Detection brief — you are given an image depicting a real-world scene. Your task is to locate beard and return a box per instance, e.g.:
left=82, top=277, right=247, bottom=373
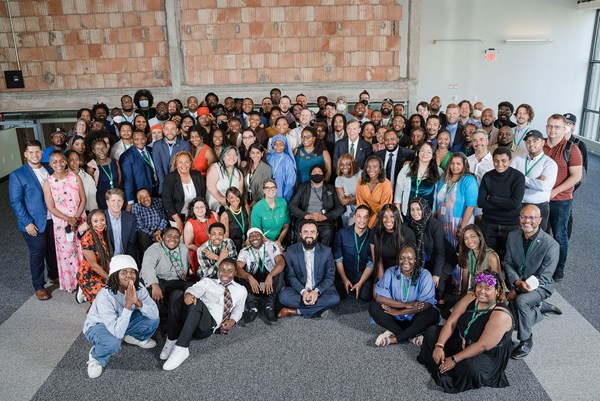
left=301, top=237, right=317, bottom=250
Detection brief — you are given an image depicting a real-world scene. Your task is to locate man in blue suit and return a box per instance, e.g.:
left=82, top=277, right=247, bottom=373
left=152, top=120, right=191, bottom=194
left=9, top=140, right=58, bottom=300
left=278, top=221, right=340, bottom=318
left=332, top=119, right=373, bottom=171
left=121, top=130, right=157, bottom=211
left=104, top=188, right=138, bottom=263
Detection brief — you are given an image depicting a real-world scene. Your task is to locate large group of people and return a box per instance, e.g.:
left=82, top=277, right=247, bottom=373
left=9, top=89, right=586, bottom=392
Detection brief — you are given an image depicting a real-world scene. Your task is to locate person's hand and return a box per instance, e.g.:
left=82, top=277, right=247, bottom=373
left=274, top=240, right=283, bottom=251
left=537, top=175, right=546, bottom=181
left=515, top=279, right=533, bottom=293
left=78, top=221, right=89, bottom=234
left=432, top=346, right=445, bottom=365
left=220, top=318, right=235, bottom=334
left=439, top=355, right=457, bottom=373
left=219, top=197, right=227, bottom=207
left=432, top=275, right=440, bottom=288
left=247, top=276, right=260, bottom=294
left=507, top=289, right=517, bottom=302
left=350, top=281, right=363, bottom=299
left=151, top=283, right=164, bottom=303
left=184, top=293, right=197, bottom=305
left=382, top=304, right=403, bottom=316
left=313, top=214, right=327, bottom=222
left=125, top=204, right=132, bottom=212
left=152, top=230, right=162, bottom=242
left=408, top=301, right=426, bottom=309
left=125, top=281, right=138, bottom=310
left=343, top=278, right=353, bottom=294
left=177, top=221, right=184, bottom=233
left=302, top=290, right=318, bottom=305
left=550, top=188, right=559, bottom=200
left=67, top=216, right=78, bottom=226
left=25, top=223, right=38, bottom=237
left=264, top=275, right=274, bottom=295
left=203, top=249, right=219, bottom=260
left=222, top=244, right=229, bottom=256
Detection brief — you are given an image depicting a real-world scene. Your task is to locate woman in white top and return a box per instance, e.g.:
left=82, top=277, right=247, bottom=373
left=205, top=146, right=244, bottom=213
left=334, top=153, right=361, bottom=227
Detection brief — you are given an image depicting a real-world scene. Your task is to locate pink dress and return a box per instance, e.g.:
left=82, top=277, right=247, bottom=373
left=49, top=171, right=85, bottom=291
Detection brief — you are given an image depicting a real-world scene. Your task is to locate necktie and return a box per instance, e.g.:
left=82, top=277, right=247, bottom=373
left=305, top=250, right=313, bottom=290
left=350, top=142, right=355, bottom=158
left=386, top=152, right=394, bottom=180
left=221, top=283, right=233, bottom=325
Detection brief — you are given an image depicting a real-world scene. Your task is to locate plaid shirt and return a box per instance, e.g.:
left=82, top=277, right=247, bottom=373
left=197, top=238, right=237, bottom=279
left=132, top=198, right=168, bottom=236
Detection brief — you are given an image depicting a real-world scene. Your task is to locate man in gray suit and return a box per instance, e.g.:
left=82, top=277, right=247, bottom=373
left=505, top=204, right=560, bottom=359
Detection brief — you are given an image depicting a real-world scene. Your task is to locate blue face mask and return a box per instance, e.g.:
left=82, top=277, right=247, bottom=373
left=139, top=100, right=149, bottom=108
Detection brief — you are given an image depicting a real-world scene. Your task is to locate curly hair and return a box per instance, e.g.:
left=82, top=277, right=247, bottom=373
left=86, top=209, right=113, bottom=275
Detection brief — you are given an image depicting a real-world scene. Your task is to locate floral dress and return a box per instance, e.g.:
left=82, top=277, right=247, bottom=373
left=49, top=171, right=85, bottom=291
left=76, top=230, right=110, bottom=303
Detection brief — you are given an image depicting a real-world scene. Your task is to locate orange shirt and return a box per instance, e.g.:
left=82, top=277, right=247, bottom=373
left=355, top=178, right=393, bottom=228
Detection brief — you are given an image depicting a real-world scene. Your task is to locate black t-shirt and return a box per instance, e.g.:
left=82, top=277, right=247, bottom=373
left=370, top=224, right=416, bottom=269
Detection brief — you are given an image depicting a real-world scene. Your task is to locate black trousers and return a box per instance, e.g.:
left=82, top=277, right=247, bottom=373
left=368, top=302, right=440, bottom=342
left=481, top=220, right=520, bottom=261
left=334, top=274, right=373, bottom=302
left=137, top=231, right=155, bottom=257
left=148, top=279, right=193, bottom=319
left=239, top=272, right=284, bottom=309
left=167, top=294, right=216, bottom=347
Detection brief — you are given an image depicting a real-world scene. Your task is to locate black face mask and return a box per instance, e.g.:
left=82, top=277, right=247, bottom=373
left=311, top=174, right=324, bottom=183
left=361, top=99, right=369, bottom=106
left=218, top=121, right=229, bottom=131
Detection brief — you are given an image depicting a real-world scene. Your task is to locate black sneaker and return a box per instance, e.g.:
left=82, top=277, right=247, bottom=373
left=243, top=308, right=259, bottom=323
left=264, top=306, right=277, bottom=322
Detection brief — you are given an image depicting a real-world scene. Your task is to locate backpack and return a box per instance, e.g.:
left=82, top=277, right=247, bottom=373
left=564, top=139, right=586, bottom=188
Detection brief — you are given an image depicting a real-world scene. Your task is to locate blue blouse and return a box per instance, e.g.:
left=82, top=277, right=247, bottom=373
left=375, top=268, right=436, bottom=321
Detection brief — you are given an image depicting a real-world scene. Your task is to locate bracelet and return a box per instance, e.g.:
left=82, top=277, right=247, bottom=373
left=450, top=355, right=458, bottom=365
left=435, top=343, right=445, bottom=349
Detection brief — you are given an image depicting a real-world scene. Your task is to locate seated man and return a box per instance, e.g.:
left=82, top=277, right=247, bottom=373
left=83, top=255, right=160, bottom=378
left=288, top=165, right=345, bottom=247
left=197, top=222, right=237, bottom=280
left=105, top=188, right=138, bottom=262
left=505, top=205, right=560, bottom=359
left=140, top=227, right=192, bottom=318
left=332, top=205, right=373, bottom=302
left=236, top=228, right=285, bottom=323
left=278, top=221, right=340, bottom=318
left=132, top=188, right=168, bottom=255
left=161, top=258, right=247, bottom=370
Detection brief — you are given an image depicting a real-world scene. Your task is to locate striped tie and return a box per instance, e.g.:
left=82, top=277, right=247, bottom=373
left=221, top=283, right=233, bottom=326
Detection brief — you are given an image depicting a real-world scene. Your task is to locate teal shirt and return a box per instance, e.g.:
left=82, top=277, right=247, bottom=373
left=250, top=197, right=291, bottom=242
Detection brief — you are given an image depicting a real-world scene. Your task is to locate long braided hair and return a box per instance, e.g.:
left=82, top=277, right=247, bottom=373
left=87, top=209, right=113, bottom=274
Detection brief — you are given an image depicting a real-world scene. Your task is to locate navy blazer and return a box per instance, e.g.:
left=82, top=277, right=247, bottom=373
left=332, top=136, right=373, bottom=170
left=9, top=164, right=51, bottom=232
left=105, top=210, right=138, bottom=262
left=285, top=242, right=335, bottom=294
left=120, top=146, right=155, bottom=203
left=152, top=138, right=191, bottom=194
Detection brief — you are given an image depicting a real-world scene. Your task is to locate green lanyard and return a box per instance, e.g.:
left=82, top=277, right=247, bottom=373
left=98, top=160, right=114, bottom=188
left=415, top=171, right=427, bottom=195
left=141, top=149, right=154, bottom=171
left=519, top=238, right=535, bottom=275
left=468, top=250, right=477, bottom=287
left=250, top=246, right=267, bottom=274
left=400, top=274, right=411, bottom=302
left=229, top=207, right=246, bottom=241
left=463, top=301, right=496, bottom=338
left=524, top=155, right=544, bottom=176
left=354, top=229, right=369, bottom=271
left=160, top=243, right=185, bottom=277
left=224, top=167, right=235, bottom=188
left=442, top=180, right=457, bottom=205
left=514, top=127, right=529, bottom=147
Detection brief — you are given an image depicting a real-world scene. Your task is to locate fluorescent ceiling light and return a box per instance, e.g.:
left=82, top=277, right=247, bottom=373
left=433, top=39, right=483, bottom=45
left=504, top=39, right=552, bottom=43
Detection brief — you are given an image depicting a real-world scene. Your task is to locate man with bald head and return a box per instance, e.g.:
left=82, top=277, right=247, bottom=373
left=504, top=204, right=560, bottom=360
left=489, top=125, right=527, bottom=159
left=480, top=108, right=499, bottom=146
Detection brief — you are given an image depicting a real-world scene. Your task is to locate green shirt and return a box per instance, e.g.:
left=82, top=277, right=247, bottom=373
left=250, top=197, right=290, bottom=242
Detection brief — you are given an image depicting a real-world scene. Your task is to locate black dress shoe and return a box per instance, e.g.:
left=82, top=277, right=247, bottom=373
left=264, top=307, right=278, bottom=322
left=540, top=301, right=562, bottom=315
left=243, top=309, right=258, bottom=323
left=553, top=271, right=564, bottom=283
left=512, top=336, right=533, bottom=359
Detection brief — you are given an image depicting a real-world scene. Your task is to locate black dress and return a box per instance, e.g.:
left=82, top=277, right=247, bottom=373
left=225, top=207, right=249, bottom=253
left=371, top=225, right=416, bottom=269
left=417, top=300, right=513, bottom=393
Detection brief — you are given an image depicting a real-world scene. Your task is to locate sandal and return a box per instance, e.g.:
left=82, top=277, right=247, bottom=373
left=409, top=335, right=424, bottom=347
left=375, top=330, right=395, bottom=347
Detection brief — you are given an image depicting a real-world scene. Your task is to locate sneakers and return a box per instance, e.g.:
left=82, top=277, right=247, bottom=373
left=123, top=335, right=157, bottom=349
left=264, top=306, right=277, bottom=322
left=76, top=286, right=88, bottom=304
left=160, top=339, right=177, bottom=361
left=87, top=348, right=103, bottom=378
left=163, top=345, right=190, bottom=371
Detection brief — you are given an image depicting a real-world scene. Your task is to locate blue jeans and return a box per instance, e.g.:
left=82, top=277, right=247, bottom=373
left=21, top=219, right=58, bottom=291
left=549, top=199, right=572, bottom=276
left=84, top=310, right=159, bottom=366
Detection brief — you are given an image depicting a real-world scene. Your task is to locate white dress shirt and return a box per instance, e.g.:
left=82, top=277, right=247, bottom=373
left=511, top=153, right=558, bottom=203
left=185, top=278, right=247, bottom=329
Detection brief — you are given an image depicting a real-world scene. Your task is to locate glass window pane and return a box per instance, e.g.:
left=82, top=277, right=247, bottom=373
left=594, top=13, right=600, bottom=61
left=582, top=111, right=600, bottom=142
left=586, top=63, right=600, bottom=110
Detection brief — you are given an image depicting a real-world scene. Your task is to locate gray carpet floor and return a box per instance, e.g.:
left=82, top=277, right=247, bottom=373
left=2, top=153, right=599, bottom=400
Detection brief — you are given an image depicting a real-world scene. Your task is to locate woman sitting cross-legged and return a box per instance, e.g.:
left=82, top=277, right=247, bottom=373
left=83, top=255, right=159, bottom=379
left=369, top=245, right=439, bottom=347
left=417, top=269, right=514, bottom=393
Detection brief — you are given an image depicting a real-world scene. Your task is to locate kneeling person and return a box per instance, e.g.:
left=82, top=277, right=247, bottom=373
left=162, top=258, right=247, bottom=370
left=236, top=228, right=285, bottom=323
left=83, top=255, right=160, bottom=378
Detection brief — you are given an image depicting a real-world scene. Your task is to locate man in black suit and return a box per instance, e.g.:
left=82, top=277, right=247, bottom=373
left=429, top=96, right=447, bottom=127
left=445, top=103, right=465, bottom=151
left=105, top=188, right=138, bottom=263
left=375, top=128, right=414, bottom=193
left=332, top=119, right=373, bottom=170
left=288, top=165, right=345, bottom=247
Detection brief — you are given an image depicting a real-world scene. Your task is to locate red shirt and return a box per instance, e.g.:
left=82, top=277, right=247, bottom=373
left=543, top=137, right=582, bottom=201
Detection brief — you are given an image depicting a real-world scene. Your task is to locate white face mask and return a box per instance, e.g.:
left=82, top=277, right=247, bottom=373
left=564, top=125, right=572, bottom=134
left=139, top=100, right=149, bottom=108
left=336, top=103, right=346, bottom=112
left=472, top=109, right=482, bottom=119
left=112, top=116, right=124, bottom=124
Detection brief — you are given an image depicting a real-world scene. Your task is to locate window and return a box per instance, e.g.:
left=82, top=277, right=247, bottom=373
left=581, top=10, right=600, bottom=142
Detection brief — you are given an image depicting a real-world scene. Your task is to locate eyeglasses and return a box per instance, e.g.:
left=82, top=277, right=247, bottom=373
left=546, top=125, right=564, bottom=131
left=263, top=186, right=277, bottom=191
left=520, top=215, right=540, bottom=221
left=242, top=136, right=254, bottom=140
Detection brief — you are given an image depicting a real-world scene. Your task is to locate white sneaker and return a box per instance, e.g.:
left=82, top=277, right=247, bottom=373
left=160, top=338, right=177, bottom=360
left=76, top=286, right=88, bottom=304
left=123, top=335, right=157, bottom=349
left=163, top=345, right=190, bottom=371
left=87, top=348, right=103, bottom=379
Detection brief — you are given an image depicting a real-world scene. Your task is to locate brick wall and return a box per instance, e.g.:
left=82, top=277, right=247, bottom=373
left=181, top=0, right=402, bottom=86
left=0, top=0, right=170, bottom=91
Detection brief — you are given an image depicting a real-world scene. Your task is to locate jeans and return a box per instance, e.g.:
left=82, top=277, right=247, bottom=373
left=21, top=220, right=58, bottom=291
left=85, top=310, right=160, bottom=366
left=549, top=199, right=573, bottom=276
